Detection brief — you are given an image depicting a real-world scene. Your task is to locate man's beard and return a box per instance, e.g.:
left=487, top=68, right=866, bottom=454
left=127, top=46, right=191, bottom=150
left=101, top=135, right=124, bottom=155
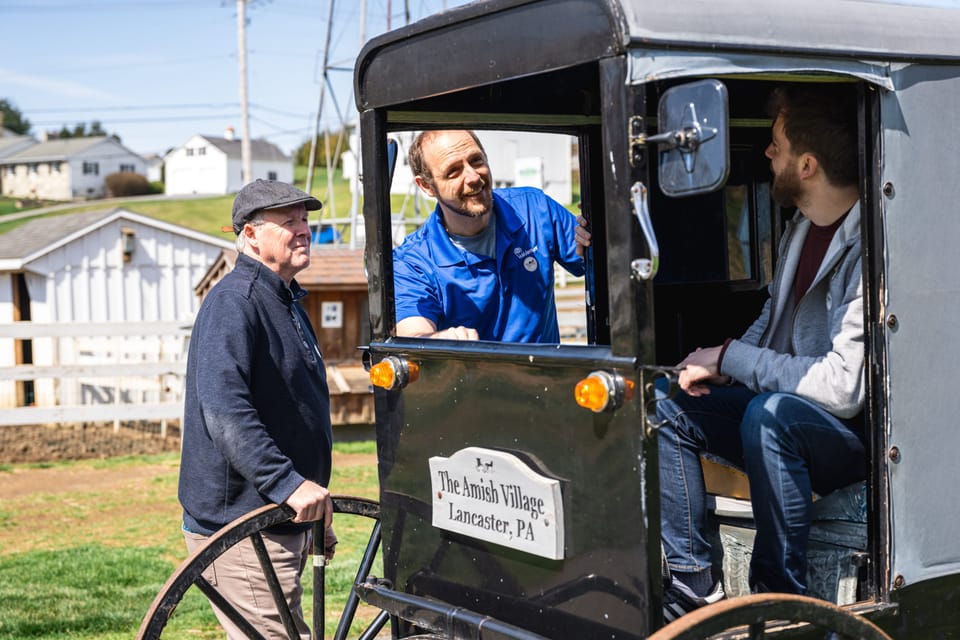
left=771, top=165, right=802, bottom=208
left=449, top=185, right=493, bottom=218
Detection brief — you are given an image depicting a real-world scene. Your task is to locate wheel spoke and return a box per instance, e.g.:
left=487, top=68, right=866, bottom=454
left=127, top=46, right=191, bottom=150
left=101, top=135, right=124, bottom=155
left=194, top=576, right=269, bottom=640
left=249, top=531, right=301, bottom=639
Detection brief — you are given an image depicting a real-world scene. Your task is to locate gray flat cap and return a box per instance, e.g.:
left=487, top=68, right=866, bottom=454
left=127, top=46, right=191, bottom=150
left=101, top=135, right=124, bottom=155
left=232, top=179, right=322, bottom=233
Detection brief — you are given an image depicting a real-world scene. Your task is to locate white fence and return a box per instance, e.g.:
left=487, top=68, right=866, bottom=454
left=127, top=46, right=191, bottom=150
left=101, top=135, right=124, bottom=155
left=0, top=321, right=189, bottom=430
left=0, top=283, right=588, bottom=429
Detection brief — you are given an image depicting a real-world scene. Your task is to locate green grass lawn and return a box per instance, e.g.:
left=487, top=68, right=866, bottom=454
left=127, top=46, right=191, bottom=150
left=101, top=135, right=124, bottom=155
left=0, top=200, right=21, bottom=216
left=0, top=443, right=380, bottom=639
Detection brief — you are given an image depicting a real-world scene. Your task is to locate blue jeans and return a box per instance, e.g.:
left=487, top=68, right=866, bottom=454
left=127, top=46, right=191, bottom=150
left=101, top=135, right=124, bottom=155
left=656, top=383, right=866, bottom=594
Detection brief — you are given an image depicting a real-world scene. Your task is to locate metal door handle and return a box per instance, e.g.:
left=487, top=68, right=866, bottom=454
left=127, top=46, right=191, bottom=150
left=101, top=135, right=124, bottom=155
left=630, top=182, right=660, bottom=280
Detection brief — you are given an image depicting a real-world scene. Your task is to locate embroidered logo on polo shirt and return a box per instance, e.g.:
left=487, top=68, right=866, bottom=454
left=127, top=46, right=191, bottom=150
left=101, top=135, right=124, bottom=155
left=514, top=245, right=540, bottom=272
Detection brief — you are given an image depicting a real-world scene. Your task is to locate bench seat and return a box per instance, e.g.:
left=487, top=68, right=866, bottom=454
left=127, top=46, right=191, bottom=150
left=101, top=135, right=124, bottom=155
left=701, top=455, right=867, bottom=604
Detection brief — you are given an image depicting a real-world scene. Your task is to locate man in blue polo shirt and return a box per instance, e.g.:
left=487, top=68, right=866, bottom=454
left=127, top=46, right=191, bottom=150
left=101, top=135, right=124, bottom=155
left=394, top=129, right=590, bottom=342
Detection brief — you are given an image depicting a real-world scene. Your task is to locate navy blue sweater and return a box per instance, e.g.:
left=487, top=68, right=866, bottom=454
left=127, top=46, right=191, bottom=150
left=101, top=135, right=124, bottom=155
left=179, top=253, right=333, bottom=535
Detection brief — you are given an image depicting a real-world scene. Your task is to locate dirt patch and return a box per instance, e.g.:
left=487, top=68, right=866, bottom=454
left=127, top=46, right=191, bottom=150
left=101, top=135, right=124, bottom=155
left=0, top=462, right=173, bottom=499
left=0, top=423, right=181, bottom=464
left=0, top=423, right=376, bottom=503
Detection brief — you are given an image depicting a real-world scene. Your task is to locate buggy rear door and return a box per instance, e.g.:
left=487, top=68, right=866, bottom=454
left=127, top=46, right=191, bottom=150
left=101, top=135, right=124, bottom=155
left=368, top=340, right=651, bottom=639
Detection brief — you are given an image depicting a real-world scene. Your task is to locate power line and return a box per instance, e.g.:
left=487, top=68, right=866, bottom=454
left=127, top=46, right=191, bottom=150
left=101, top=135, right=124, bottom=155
left=249, top=103, right=311, bottom=118
left=248, top=116, right=311, bottom=136
left=23, top=102, right=307, bottom=117
left=23, top=103, right=240, bottom=114
left=30, top=114, right=243, bottom=126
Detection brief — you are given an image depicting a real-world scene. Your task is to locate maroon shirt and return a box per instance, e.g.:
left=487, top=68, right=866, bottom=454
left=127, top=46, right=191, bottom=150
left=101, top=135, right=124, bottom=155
left=719, top=211, right=848, bottom=376
left=794, top=213, right=847, bottom=304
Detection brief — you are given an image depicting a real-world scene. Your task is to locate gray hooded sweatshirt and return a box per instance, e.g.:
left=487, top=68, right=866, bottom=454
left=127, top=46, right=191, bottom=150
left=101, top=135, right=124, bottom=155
left=720, top=203, right=864, bottom=419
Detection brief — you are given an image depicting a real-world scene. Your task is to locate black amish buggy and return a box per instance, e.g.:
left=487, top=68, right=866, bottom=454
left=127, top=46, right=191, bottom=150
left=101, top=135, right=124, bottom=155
left=139, top=0, right=960, bottom=638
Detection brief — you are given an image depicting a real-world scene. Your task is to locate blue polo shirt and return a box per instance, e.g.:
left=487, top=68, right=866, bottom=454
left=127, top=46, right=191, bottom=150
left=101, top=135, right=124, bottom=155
left=393, top=187, right=584, bottom=342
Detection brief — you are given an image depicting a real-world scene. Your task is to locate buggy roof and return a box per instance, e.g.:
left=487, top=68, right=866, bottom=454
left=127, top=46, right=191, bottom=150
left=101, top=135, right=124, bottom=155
left=355, top=0, right=960, bottom=110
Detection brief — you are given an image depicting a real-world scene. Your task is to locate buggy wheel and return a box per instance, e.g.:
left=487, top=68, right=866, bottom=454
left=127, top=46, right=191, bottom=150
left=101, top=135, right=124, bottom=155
left=136, top=495, right=384, bottom=640
left=649, top=593, right=892, bottom=640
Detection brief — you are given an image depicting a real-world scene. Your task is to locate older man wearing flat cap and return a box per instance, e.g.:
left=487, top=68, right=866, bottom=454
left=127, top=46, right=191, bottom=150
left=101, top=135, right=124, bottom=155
left=178, top=179, right=335, bottom=639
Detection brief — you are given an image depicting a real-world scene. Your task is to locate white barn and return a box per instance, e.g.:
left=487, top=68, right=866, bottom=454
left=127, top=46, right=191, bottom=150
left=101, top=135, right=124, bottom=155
left=164, top=129, right=293, bottom=196
left=0, top=136, right=146, bottom=201
left=0, top=209, right=233, bottom=417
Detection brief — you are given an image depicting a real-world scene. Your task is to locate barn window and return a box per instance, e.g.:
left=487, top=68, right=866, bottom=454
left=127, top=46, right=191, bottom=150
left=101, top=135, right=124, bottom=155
left=121, top=227, right=136, bottom=263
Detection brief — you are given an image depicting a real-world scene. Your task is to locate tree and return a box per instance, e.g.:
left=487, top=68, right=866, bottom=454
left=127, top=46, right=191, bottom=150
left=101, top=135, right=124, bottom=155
left=0, top=99, right=31, bottom=135
left=49, top=121, right=121, bottom=142
left=295, top=126, right=350, bottom=169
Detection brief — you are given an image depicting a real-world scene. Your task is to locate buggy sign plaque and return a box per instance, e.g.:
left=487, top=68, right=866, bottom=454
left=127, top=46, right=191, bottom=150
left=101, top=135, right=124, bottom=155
left=429, top=447, right=564, bottom=560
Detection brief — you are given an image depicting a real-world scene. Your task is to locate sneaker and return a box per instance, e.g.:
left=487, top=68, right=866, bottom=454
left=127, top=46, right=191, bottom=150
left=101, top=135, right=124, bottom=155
left=663, top=579, right=725, bottom=623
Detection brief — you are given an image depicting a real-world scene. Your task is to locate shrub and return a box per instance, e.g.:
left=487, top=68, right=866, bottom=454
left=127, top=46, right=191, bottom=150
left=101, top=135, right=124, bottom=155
left=104, top=172, right=151, bottom=198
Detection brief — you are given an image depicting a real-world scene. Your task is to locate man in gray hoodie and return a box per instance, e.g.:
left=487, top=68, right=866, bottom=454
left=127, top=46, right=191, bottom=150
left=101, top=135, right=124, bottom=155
left=659, top=85, right=865, bottom=620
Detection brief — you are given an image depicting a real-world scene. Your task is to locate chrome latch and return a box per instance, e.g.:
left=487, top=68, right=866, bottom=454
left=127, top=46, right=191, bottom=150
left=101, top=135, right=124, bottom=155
left=630, top=182, right=660, bottom=280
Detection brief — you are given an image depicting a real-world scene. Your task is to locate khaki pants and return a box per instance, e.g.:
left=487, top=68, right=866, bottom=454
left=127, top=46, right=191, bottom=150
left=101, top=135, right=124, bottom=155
left=184, top=528, right=312, bottom=640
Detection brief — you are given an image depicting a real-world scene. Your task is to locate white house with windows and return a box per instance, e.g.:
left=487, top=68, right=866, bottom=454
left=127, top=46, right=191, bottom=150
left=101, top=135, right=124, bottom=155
left=0, top=136, right=146, bottom=201
left=164, top=128, right=293, bottom=195
left=0, top=129, right=36, bottom=194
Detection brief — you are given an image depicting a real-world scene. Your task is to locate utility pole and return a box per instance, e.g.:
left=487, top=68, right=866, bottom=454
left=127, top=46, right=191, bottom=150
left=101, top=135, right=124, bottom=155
left=305, top=0, right=336, bottom=197
left=237, top=0, right=252, bottom=185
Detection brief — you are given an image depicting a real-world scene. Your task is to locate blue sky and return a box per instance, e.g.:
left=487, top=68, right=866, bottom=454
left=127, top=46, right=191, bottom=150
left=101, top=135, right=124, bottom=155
left=1, top=0, right=471, bottom=157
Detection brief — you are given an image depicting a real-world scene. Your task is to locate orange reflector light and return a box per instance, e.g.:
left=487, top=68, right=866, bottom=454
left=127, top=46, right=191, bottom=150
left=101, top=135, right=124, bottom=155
left=575, top=374, right=611, bottom=412
left=369, top=356, right=420, bottom=390
left=369, top=360, right=397, bottom=389
left=575, top=370, right=634, bottom=413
